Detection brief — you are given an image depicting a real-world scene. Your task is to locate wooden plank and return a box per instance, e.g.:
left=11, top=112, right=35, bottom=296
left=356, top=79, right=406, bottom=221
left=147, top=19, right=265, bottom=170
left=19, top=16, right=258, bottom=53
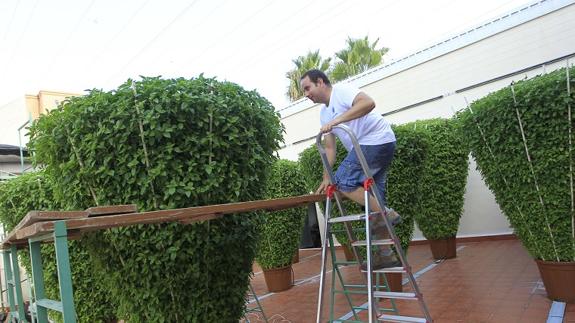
left=2, top=211, right=88, bottom=247
left=16, top=194, right=324, bottom=242
left=86, top=204, right=137, bottom=217
left=14, top=211, right=88, bottom=231
left=2, top=205, right=137, bottom=247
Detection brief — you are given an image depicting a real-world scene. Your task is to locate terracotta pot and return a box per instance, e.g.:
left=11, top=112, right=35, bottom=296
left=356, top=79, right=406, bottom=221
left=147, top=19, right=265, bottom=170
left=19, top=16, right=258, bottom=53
left=342, top=243, right=355, bottom=261
left=535, top=259, right=575, bottom=303
left=429, top=236, right=456, bottom=260
left=384, top=272, right=403, bottom=292
left=292, top=249, right=299, bottom=264
left=363, top=272, right=403, bottom=292
left=262, top=265, right=293, bottom=292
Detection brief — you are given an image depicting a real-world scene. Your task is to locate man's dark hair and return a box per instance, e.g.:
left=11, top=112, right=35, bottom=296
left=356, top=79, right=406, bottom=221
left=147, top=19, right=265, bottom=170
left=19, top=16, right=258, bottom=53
left=301, top=69, right=331, bottom=86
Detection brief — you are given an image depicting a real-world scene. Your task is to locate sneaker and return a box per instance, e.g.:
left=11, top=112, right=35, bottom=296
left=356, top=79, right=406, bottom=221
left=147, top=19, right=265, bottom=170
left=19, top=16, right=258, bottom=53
left=360, top=253, right=401, bottom=271
left=384, top=207, right=402, bottom=226
left=370, top=209, right=401, bottom=240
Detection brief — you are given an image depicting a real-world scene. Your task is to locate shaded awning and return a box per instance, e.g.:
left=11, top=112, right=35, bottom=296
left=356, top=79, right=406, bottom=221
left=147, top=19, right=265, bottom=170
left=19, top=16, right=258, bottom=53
left=0, top=144, right=29, bottom=156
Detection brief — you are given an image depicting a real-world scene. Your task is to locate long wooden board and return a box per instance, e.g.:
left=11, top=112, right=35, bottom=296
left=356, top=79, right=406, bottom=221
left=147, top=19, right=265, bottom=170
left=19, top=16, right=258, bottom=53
left=6, top=194, right=323, bottom=247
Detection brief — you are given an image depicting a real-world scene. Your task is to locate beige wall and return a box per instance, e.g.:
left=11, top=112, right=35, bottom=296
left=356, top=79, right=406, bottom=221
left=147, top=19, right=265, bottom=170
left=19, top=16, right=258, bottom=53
left=0, top=91, right=79, bottom=147
left=278, top=3, right=575, bottom=239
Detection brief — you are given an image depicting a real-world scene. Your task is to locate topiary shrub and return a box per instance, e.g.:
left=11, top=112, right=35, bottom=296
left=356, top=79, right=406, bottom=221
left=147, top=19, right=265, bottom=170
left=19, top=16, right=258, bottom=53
left=256, top=159, right=308, bottom=270
left=28, top=75, right=284, bottom=322
left=0, top=172, right=116, bottom=322
left=412, top=118, right=469, bottom=240
left=298, top=124, right=429, bottom=251
left=458, top=66, right=575, bottom=262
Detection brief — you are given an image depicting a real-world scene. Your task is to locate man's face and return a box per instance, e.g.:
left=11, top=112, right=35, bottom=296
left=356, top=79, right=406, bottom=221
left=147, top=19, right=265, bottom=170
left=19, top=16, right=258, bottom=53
left=300, top=76, right=324, bottom=104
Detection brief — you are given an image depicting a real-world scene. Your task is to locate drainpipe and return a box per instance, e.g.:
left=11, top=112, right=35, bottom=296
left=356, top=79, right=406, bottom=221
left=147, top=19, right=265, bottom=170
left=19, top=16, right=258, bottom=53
left=17, top=120, right=29, bottom=174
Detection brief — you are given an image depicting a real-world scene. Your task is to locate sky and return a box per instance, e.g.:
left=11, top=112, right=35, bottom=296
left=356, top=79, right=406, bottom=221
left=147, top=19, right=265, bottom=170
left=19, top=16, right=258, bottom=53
left=0, top=0, right=536, bottom=111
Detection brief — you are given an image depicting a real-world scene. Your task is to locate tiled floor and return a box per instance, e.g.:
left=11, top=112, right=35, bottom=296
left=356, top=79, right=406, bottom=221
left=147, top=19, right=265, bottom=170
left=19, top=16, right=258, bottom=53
left=244, top=239, right=575, bottom=322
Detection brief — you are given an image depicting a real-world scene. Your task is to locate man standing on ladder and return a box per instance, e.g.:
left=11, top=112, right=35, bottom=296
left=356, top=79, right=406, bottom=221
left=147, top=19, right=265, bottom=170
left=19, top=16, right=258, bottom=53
left=300, top=69, right=400, bottom=270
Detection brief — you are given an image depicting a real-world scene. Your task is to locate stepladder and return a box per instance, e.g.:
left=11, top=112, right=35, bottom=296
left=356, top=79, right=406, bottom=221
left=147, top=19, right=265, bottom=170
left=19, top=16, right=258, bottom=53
left=315, top=125, right=432, bottom=323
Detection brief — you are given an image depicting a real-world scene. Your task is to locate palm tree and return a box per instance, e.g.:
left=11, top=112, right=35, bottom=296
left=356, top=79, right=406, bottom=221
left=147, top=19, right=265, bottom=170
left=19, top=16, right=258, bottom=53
left=330, top=36, right=389, bottom=82
left=285, top=50, right=331, bottom=101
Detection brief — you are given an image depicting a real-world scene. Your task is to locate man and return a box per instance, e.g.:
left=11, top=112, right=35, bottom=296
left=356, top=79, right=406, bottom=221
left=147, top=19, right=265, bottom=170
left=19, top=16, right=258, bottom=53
left=300, top=69, right=400, bottom=269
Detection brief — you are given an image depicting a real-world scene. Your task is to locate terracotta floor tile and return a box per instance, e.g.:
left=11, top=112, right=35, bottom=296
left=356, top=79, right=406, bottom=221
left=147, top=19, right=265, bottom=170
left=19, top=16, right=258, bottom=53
left=244, top=240, right=563, bottom=322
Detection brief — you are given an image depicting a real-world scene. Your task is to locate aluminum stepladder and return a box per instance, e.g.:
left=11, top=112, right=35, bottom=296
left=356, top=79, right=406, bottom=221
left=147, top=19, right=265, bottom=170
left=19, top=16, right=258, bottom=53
left=243, top=283, right=268, bottom=323
left=315, top=125, right=432, bottom=323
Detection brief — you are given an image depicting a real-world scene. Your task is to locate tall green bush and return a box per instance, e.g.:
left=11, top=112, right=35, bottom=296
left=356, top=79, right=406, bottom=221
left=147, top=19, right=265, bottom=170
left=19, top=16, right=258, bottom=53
left=256, top=159, right=307, bottom=269
left=459, top=66, right=575, bottom=262
left=413, top=118, right=469, bottom=240
left=28, top=76, right=284, bottom=322
left=0, top=172, right=116, bottom=322
left=298, top=125, right=429, bottom=251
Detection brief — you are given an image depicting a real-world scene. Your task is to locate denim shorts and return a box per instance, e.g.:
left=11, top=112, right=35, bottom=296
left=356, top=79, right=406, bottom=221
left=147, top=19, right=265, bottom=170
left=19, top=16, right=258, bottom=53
left=334, top=142, right=395, bottom=205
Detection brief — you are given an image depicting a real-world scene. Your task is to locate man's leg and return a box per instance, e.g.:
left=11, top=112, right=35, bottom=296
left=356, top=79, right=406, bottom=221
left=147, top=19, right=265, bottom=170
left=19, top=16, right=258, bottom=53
left=341, top=187, right=400, bottom=270
left=339, top=187, right=382, bottom=212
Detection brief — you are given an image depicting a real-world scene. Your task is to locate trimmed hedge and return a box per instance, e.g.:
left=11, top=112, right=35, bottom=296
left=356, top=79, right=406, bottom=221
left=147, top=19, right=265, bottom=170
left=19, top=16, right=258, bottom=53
left=413, top=118, right=469, bottom=240
left=0, top=172, right=116, bottom=322
left=256, top=159, right=307, bottom=269
left=459, top=66, right=575, bottom=262
left=298, top=124, right=429, bottom=251
left=28, top=76, right=284, bottom=322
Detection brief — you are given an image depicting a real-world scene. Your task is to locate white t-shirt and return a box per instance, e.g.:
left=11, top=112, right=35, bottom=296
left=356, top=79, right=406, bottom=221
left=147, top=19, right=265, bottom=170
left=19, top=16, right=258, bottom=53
left=320, top=83, right=395, bottom=152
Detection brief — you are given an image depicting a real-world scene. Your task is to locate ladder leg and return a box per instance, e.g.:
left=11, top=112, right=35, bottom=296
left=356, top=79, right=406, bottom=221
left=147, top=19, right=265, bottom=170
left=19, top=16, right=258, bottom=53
left=316, top=197, right=332, bottom=323
left=53, top=221, right=76, bottom=323
left=363, top=188, right=375, bottom=323
left=29, top=240, right=48, bottom=323
left=247, top=283, right=268, bottom=323
left=2, top=250, right=17, bottom=322
left=328, top=234, right=360, bottom=322
left=9, top=245, right=27, bottom=322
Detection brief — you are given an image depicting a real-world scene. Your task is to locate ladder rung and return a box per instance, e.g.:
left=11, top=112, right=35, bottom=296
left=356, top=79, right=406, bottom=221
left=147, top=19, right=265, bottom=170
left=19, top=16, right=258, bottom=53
left=378, top=314, right=427, bottom=322
left=333, top=261, right=359, bottom=266
left=352, top=239, right=394, bottom=247
left=362, top=266, right=406, bottom=273
left=374, top=291, right=417, bottom=300
left=37, top=298, right=63, bottom=312
left=328, top=214, right=365, bottom=223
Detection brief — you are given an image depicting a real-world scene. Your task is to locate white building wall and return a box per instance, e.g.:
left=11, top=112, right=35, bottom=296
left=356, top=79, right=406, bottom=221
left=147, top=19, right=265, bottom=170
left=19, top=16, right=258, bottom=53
left=0, top=98, right=29, bottom=147
left=278, top=1, right=575, bottom=240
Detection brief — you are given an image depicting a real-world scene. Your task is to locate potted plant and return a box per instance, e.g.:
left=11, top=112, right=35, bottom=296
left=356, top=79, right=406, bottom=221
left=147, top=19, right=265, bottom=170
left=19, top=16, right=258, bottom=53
left=298, top=125, right=429, bottom=291
left=459, top=66, right=575, bottom=303
left=256, top=159, right=308, bottom=292
left=28, top=76, right=284, bottom=321
left=0, top=172, right=117, bottom=322
left=413, top=118, right=469, bottom=260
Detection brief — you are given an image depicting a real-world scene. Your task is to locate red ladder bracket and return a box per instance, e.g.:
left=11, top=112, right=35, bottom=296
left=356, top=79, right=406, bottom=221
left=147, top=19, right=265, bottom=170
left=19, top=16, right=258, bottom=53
left=326, top=184, right=337, bottom=198
left=363, top=178, right=374, bottom=191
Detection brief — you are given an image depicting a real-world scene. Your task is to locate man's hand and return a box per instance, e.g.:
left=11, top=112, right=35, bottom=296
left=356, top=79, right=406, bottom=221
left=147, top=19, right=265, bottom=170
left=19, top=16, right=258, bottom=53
left=320, top=119, right=339, bottom=133
left=315, top=178, right=331, bottom=194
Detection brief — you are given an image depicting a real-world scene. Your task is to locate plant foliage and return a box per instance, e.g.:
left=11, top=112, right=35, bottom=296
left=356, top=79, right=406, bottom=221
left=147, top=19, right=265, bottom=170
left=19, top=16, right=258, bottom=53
left=285, top=50, right=331, bottom=102
left=28, top=75, right=284, bottom=322
left=0, top=172, right=116, bottom=322
left=412, top=118, right=469, bottom=240
left=458, top=66, right=575, bottom=262
left=256, top=160, right=308, bottom=269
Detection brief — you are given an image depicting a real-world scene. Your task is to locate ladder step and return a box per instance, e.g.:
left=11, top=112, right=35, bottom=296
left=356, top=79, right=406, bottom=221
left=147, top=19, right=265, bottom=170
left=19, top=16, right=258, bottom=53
left=374, top=291, right=418, bottom=300
left=352, top=239, right=394, bottom=247
left=361, top=266, right=406, bottom=273
left=333, top=261, right=359, bottom=266
left=328, top=214, right=365, bottom=223
left=36, top=298, right=63, bottom=312
left=378, top=314, right=427, bottom=322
